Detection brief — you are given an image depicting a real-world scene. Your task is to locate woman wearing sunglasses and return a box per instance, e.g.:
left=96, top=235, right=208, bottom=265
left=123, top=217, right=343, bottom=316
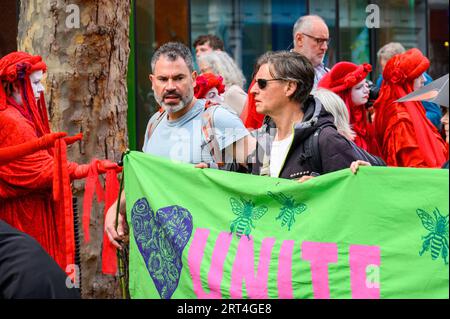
left=247, top=51, right=360, bottom=181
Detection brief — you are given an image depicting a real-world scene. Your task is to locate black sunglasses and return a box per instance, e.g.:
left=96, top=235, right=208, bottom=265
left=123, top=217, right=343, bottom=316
left=256, top=78, right=286, bottom=89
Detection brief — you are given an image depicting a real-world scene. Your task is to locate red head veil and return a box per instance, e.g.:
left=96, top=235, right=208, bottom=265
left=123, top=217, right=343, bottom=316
left=318, top=61, right=372, bottom=111
left=0, top=51, right=49, bottom=137
left=194, top=72, right=226, bottom=99
left=318, top=61, right=378, bottom=153
left=373, top=48, right=447, bottom=167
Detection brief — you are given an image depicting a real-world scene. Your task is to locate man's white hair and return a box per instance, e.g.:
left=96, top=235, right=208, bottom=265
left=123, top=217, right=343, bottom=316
left=197, top=51, right=246, bottom=89
left=292, top=15, right=327, bottom=40
left=312, top=88, right=356, bottom=141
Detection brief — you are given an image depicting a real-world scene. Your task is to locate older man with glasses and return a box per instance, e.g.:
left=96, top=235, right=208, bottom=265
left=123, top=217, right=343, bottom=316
left=241, top=15, right=331, bottom=129
left=292, top=15, right=330, bottom=87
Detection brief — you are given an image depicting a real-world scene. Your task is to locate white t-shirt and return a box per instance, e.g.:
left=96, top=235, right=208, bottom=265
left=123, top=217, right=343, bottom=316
left=269, top=135, right=292, bottom=177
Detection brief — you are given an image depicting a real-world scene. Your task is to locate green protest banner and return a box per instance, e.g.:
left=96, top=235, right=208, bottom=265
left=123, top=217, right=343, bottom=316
left=124, top=151, right=449, bottom=299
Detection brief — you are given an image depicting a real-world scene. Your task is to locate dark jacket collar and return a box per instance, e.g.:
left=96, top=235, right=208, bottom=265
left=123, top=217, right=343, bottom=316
left=253, top=96, right=336, bottom=158
left=261, top=95, right=336, bottom=139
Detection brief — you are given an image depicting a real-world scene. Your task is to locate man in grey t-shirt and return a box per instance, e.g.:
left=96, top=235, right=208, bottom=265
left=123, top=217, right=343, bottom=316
left=142, top=98, right=248, bottom=164
left=105, top=42, right=253, bottom=247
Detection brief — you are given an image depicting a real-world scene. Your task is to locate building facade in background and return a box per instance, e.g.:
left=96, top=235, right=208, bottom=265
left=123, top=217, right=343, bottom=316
left=1, top=0, right=448, bottom=150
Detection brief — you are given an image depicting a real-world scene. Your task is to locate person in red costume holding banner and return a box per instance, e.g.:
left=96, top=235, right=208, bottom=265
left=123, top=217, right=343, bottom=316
left=0, top=51, right=119, bottom=273
left=318, top=62, right=380, bottom=155
left=372, top=48, right=448, bottom=168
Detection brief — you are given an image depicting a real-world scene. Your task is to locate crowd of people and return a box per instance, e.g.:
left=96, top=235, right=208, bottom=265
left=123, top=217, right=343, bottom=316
left=0, top=14, right=448, bottom=298
left=106, top=15, right=448, bottom=252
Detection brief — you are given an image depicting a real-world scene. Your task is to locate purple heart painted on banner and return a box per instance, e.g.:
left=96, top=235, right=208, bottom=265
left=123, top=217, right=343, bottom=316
left=131, top=198, right=193, bottom=299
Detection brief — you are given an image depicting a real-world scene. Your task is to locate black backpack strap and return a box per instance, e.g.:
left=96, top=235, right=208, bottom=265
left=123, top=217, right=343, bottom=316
left=201, top=103, right=222, bottom=165
left=145, top=109, right=166, bottom=142
left=201, top=101, right=244, bottom=172
left=300, top=124, right=335, bottom=175
left=346, top=139, right=386, bottom=166
left=300, top=121, right=386, bottom=175
left=309, top=126, right=324, bottom=175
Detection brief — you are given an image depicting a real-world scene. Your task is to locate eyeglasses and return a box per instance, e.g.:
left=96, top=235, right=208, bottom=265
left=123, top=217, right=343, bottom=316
left=256, top=78, right=286, bottom=89
left=302, top=33, right=330, bottom=46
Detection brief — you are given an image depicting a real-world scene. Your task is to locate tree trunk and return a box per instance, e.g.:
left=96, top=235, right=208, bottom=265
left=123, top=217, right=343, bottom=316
left=17, top=0, right=130, bottom=299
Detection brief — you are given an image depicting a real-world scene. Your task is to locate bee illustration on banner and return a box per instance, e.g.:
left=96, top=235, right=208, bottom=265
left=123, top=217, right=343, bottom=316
left=229, top=197, right=268, bottom=239
left=268, top=191, right=307, bottom=231
left=416, top=208, right=449, bottom=265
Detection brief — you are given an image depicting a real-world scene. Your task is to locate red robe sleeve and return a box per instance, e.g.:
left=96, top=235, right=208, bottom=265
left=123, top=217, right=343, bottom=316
left=0, top=135, right=54, bottom=165
left=0, top=107, right=78, bottom=198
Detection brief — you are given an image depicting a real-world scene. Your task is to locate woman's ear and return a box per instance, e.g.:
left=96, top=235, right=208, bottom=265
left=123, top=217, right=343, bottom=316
left=284, top=81, right=297, bottom=98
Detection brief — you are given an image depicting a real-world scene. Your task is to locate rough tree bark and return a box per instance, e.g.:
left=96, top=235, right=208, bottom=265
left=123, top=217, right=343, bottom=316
left=17, top=0, right=130, bottom=298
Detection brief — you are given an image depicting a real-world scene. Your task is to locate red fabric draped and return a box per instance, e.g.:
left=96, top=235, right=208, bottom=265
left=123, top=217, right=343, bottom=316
left=101, top=170, right=120, bottom=275
left=0, top=52, right=78, bottom=273
left=373, top=48, right=447, bottom=167
left=0, top=52, right=49, bottom=137
left=82, top=160, right=105, bottom=243
left=53, top=138, right=76, bottom=271
left=81, top=162, right=121, bottom=275
left=318, top=62, right=372, bottom=93
left=79, top=158, right=121, bottom=275
left=1, top=52, right=123, bottom=276
left=318, top=62, right=380, bottom=155
left=0, top=104, right=78, bottom=271
left=0, top=132, right=66, bottom=165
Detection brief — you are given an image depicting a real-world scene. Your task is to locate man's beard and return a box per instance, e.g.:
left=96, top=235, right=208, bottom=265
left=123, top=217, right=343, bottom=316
left=155, top=89, right=194, bottom=114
